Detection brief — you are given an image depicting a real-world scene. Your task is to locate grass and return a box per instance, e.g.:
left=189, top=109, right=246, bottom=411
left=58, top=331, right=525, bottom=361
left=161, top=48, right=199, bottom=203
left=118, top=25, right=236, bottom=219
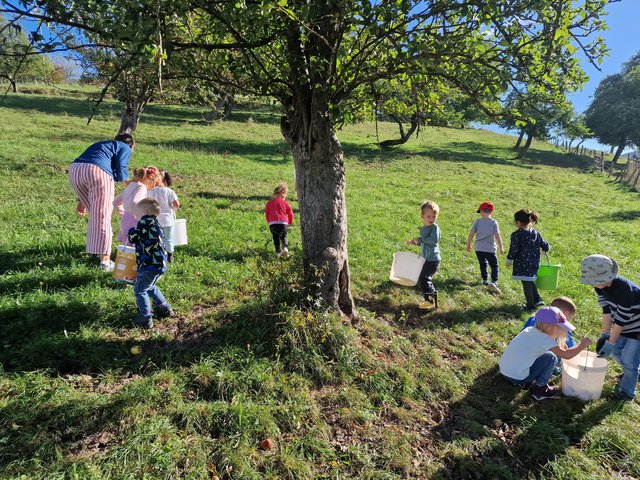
left=1, top=91, right=640, bottom=479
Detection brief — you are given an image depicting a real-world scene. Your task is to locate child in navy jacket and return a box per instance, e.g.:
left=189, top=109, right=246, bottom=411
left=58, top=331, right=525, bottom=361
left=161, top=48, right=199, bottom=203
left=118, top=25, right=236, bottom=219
left=128, top=198, right=174, bottom=329
left=506, top=209, right=550, bottom=310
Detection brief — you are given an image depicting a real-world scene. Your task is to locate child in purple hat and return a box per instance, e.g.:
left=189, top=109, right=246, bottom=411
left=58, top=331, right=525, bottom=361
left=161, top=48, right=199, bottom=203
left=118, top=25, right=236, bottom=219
left=499, top=306, right=593, bottom=400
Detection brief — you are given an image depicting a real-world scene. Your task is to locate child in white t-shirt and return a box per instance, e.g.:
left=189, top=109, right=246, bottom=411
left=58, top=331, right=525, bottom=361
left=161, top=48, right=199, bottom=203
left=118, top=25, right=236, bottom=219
left=148, top=170, right=180, bottom=262
left=499, top=306, right=592, bottom=400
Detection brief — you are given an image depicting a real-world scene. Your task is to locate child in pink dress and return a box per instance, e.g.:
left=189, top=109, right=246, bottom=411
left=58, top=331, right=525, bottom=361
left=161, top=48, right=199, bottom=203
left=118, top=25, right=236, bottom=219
left=114, top=166, right=161, bottom=245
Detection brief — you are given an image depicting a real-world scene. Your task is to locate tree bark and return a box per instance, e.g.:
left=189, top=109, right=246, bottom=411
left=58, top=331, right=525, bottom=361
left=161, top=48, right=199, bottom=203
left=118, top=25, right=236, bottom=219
left=611, top=135, right=626, bottom=163
left=0, top=74, right=16, bottom=93
left=514, top=129, right=525, bottom=149
left=118, top=99, right=145, bottom=135
left=518, top=133, right=533, bottom=157
left=281, top=112, right=356, bottom=318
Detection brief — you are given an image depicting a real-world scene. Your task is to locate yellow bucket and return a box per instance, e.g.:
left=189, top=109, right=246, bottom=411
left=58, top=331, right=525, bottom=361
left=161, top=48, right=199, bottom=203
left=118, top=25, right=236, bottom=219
left=113, top=245, right=137, bottom=284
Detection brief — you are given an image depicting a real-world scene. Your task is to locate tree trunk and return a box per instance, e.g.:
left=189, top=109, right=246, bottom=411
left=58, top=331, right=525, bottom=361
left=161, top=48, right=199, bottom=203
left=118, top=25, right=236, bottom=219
left=379, top=114, right=419, bottom=147
left=0, top=74, right=16, bottom=93
left=514, top=129, right=525, bottom=149
left=118, top=99, right=145, bottom=135
left=281, top=112, right=356, bottom=319
left=518, top=133, right=533, bottom=157
left=611, top=135, right=626, bottom=163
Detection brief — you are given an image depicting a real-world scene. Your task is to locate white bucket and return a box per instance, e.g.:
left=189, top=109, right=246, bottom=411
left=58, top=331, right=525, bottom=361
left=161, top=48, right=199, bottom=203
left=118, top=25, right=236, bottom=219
left=562, top=351, right=608, bottom=401
left=174, top=219, right=188, bottom=246
left=389, top=252, right=425, bottom=287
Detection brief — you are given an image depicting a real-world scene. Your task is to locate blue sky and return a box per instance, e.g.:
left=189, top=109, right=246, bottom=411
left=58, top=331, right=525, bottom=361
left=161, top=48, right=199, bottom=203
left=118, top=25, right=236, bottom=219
left=570, top=0, right=640, bottom=115
left=480, top=1, right=639, bottom=152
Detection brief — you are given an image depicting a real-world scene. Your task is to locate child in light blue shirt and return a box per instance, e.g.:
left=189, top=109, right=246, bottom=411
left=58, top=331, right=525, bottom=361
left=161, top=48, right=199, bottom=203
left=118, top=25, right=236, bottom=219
left=407, top=200, right=441, bottom=309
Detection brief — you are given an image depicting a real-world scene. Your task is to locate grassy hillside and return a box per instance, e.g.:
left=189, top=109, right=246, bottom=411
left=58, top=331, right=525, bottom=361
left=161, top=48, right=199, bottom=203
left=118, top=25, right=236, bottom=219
left=1, top=93, right=639, bottom=480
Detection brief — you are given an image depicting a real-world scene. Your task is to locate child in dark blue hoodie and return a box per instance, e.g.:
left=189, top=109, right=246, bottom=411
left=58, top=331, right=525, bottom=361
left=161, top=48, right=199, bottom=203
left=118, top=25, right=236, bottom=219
left=128, top=198, right=174, bottom=329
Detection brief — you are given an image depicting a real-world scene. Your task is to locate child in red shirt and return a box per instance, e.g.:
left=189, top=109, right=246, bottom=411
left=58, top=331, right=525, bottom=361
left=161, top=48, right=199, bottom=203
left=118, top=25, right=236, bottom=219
left=265, top=182, right=294, bottom=257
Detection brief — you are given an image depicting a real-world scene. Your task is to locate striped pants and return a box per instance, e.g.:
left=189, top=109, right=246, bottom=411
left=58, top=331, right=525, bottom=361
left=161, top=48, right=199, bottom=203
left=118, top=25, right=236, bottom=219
left=68, top=162, right=115, bottom=256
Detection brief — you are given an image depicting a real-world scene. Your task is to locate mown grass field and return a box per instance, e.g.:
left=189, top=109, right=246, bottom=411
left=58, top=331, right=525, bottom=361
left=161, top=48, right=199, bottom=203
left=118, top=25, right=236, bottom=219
left=1, top=91, right=639, bottom=480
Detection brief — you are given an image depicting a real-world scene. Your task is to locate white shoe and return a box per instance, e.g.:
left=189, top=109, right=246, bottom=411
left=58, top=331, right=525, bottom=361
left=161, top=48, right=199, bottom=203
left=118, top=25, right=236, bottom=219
left=281, top=248, right=289, bottom=258
left=488, top=282, right=501, bottom=294
left=99, top=260, right=115, bottom=272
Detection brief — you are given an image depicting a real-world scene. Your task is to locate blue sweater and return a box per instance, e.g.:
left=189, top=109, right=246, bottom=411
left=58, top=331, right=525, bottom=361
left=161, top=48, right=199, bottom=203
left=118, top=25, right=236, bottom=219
left=596, top=276, right=640, bottom=339
left=507, top=228, right=549, bottom=280
left=73, top=140, right=132, bottom=182
left=418, top=224, right=441, bottom=262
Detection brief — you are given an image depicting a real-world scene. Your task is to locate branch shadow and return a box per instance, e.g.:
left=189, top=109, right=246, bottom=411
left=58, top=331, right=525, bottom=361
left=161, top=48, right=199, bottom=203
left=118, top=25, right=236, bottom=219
left=431, top=366, right=623, bottom=479
left=145, top=137, right=289, bottom=164
left=598, top=210, right=640, bottom=222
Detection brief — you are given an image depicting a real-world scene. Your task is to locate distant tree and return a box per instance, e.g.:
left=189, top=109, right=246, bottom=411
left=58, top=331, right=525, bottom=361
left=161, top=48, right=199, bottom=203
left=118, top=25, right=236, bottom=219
left=0, top=15, right=56, bottom=90
left=585, top=52, right=640, bottom=163
left=375, top=78, right=496, bottom=148
left=501, top=90, right=573, bottom=157
left=1, top=1, right=611, bottom=316
left=561, top=113, right=592, bottom=152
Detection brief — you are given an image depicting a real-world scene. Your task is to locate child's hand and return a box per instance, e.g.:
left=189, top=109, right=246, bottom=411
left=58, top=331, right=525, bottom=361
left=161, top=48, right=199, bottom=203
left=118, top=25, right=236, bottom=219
left=466, top=244, right=472, bottom=253
left=580, top=337, right=593, bottom=348
left=406, top=239, right=417, bottom=246
left=76, top=201, right=86, bottom=216
left=499, top=248, right=505, bottom=255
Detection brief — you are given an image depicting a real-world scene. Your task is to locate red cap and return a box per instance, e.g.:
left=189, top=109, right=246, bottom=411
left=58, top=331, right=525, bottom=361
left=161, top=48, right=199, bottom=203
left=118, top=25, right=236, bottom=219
left=477, top=202, right=494, bottom=213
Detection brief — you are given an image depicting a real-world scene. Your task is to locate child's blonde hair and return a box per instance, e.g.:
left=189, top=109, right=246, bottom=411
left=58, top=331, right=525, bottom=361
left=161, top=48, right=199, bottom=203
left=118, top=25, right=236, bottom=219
left=273, top=182, right=288, bottom=197
left=133, top=166, right=162, bottom=184
left=137, top=198, right=161, bottom=217
left=421, top=200, right=440, bottom=215
left=550, top=296, right=577, bottom=317
left=535, top=322, right=568, bottom=348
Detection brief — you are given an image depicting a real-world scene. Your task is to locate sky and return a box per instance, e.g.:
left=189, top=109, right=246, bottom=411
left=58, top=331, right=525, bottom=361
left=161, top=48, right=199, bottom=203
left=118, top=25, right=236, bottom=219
left=482, top=0, right=640, bottom=153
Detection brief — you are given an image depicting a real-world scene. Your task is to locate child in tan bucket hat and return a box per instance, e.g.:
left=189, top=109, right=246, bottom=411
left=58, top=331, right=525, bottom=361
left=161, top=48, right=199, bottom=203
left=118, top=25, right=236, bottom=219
left=580, top=254, right=640, bottom=401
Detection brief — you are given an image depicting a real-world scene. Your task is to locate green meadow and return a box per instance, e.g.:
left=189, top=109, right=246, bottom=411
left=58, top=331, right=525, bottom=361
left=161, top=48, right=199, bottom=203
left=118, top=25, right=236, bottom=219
left=0, top=92, right=639, bottom=479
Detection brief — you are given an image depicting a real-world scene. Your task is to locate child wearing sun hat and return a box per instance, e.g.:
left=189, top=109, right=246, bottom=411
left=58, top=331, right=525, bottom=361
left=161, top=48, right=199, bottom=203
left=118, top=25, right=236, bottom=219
left=581, top=254, right=640, bottom=401
left=499, top=306, right=593, bottom=400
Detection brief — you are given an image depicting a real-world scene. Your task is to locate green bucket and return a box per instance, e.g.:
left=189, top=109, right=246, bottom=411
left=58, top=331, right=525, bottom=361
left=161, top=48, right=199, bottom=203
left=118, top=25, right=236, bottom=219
left=536, top=254, right=561, bottom=290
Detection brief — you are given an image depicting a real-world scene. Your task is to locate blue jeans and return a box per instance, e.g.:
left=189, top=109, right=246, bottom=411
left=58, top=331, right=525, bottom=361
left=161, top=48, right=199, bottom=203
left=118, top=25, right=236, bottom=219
left=162, top=226, right=175, bottom=253
left=503, top=351, right=557, bottom=386
left=134, top=270, right=167, bottom=319
left=611, top=336, right=640, bottom=398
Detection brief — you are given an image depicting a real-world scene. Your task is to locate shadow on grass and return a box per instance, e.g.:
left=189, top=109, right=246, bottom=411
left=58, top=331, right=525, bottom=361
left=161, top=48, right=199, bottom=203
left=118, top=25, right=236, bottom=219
left=346, top=138, right=592, bottom=171
left=357, top=278, right=513, bottom=324
left=194, top=191, right=270, bottom=203
left=1, top=93, right=281, bottom=128
left=146, top=137, right=289, bottom=164
left=431, top=366, right=622, bottom=479
left=0, top=245, right=89, bottom=275
left=598, top=210, right=640, bottom=222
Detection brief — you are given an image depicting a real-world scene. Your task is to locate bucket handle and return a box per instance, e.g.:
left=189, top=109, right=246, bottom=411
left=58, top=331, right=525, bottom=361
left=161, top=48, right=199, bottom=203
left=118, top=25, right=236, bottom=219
left=543, top=252, right=551, bottom=266
left=583, top=351, right=589, bottom=372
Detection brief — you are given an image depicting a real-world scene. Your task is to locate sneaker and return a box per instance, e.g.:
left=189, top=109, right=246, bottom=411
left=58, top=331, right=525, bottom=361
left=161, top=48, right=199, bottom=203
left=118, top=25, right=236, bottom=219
left=551, top=365, right=562, bottom=377
left=155, top=303, right=175, bottom=318
left=488, top=282, right=501, bottom=294
left=132, top=314, right=154, bottom=329
left=613, top=390, right=634, bottom=402
left=167, top=253, right=174, bottom=263
left=523, top=304, right=537, bottom=312
left=529, top=383, right=560, bottom=400
left=534, top=300, right=545, bottom=307
left=99, top=260, right=115, bottom=272
left=281, top=248, right=290, bottom=259
left=482, top=280, right=489, bottom=286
